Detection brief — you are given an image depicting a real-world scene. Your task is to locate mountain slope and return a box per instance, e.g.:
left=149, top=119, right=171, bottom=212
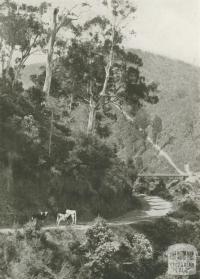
left=134, top=50, right=200, bottom=173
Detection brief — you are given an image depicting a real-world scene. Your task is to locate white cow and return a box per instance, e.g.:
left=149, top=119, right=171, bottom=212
left=56, top=209, right=77, bottom=226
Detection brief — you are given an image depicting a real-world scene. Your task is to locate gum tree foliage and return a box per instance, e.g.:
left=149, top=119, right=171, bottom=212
left=30, top=1, right=90, bottom=156
left=30, top=0, right=159, bottom=170
left=0, top=0, right=47, bottom=81
left=42, top=2, right=91, bottom=99
left=57, top=0, right=158, bottom=136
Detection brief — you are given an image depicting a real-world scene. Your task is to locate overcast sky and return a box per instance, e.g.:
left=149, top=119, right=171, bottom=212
left=133, top=0, right=199, bottom=66
left=22, top=0, right=200, bottom=66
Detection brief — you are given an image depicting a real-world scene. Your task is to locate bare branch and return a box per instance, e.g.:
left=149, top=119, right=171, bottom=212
left=112, top=102, right=135, bottom=123
left=78, top=95, right=90, bottom=104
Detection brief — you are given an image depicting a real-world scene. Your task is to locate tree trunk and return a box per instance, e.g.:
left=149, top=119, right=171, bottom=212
left=5, top=45, right=14, bottom=77
left=43, top=8, right=58, bottom=100
left=43, top=58, right=53, bottom=99
left=6, top=152, right=13, bottom=191
left=99, top=2, right=115, bottom=98
left=13, top=64, right=24, bottom=86
left=68, top=94, right=73, bottom=115
left=1, top=50, right=6, bottom=75
left=48, top=110, right=54, bottom=157
left=87, top=97, right=96, bottom=135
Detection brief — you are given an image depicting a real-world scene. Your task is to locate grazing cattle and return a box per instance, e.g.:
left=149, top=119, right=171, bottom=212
left=32, top=211, right=48, bottom=222
left=57, top=209, right=77, bottom=226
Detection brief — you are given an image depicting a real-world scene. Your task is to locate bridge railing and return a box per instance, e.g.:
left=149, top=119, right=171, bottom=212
left=137, top=174, right=189, bottom=178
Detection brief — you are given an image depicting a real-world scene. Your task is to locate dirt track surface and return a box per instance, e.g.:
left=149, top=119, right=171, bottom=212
left=0, top=196, right=173, bottom=234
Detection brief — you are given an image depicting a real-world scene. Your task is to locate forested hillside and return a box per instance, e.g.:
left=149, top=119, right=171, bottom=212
left=22, top=50, right=200, bottom=174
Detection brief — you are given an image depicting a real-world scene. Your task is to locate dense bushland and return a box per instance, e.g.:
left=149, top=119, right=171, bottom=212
left=0, top=0, right=160, bottom=225
left=0, top=71, right=138, bottom=224
left=0, top=218, right=155, bottom=279
left=2, top=216, right=200, bottom=279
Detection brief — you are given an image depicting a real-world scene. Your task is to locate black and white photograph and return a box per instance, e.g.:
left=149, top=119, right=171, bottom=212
left=0, top=0, right=199, bottom=278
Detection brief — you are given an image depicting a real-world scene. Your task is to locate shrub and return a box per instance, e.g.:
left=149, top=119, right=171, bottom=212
left=77, top=217, right=154, bottom=279
left=169, top=199, right=200, bottom=221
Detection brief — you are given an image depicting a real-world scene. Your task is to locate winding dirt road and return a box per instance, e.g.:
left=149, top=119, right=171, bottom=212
left=109, top=195, right=173, bottom=225
left=0, top=195, right=173, bottom=234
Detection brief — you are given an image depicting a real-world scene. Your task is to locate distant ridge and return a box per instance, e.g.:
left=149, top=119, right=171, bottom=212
left=132, top=49, right=200, bottom=69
